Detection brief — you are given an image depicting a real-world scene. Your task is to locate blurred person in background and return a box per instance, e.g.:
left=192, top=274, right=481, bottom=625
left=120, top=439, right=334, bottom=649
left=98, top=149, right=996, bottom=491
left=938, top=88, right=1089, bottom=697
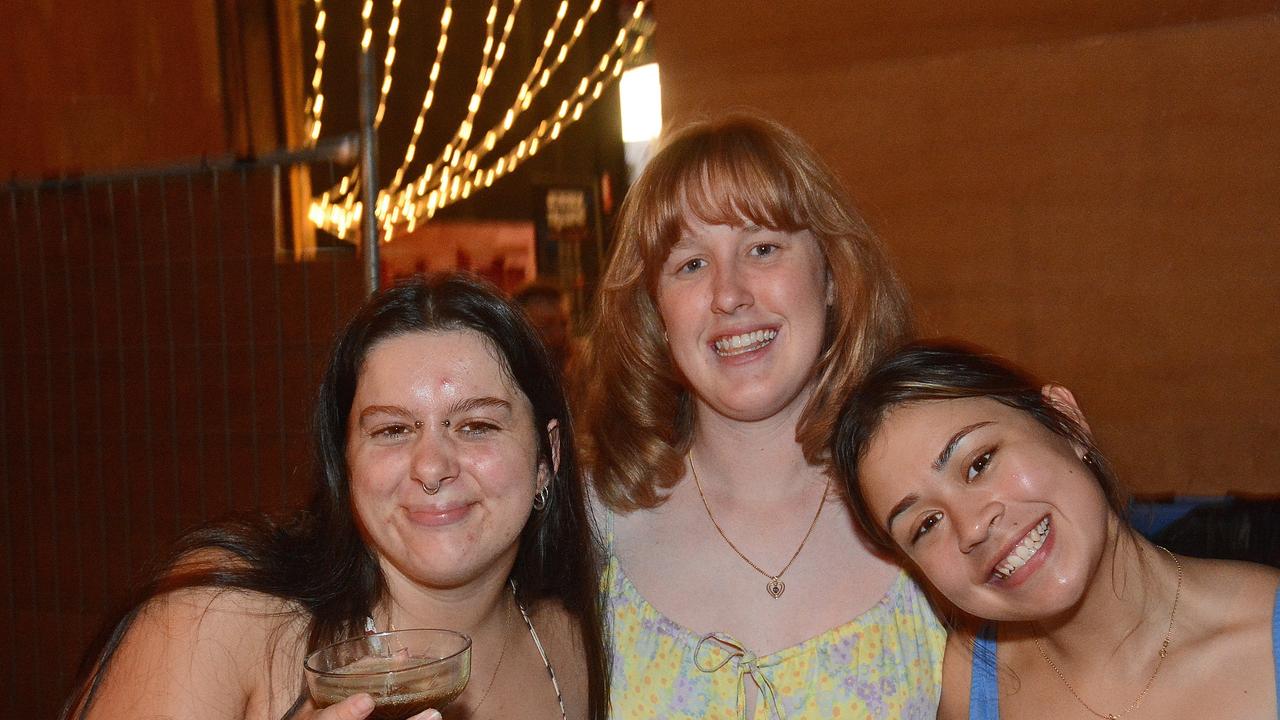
left=515, top=281, right=577, bottom=377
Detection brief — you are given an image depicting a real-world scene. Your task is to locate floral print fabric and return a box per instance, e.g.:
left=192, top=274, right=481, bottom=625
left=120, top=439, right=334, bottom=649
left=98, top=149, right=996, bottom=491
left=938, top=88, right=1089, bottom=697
left=603, top=544, right=945, bottom=719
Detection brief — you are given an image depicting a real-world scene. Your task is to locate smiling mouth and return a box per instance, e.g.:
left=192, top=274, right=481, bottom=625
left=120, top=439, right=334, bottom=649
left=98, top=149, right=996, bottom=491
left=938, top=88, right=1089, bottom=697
left=407, top=502, right=473, bottom=526
left=991, top=516, right=1050, bottom=582
left=713, top=328, right=777, bottom=356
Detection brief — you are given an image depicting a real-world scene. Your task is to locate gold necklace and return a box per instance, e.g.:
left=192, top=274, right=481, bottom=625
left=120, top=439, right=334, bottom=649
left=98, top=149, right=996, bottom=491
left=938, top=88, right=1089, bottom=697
left=470, top=584, right=514, bottom=713
left=1032, top=546, right=1182, bottom=720
left=688, top=452, right=828, bottom=599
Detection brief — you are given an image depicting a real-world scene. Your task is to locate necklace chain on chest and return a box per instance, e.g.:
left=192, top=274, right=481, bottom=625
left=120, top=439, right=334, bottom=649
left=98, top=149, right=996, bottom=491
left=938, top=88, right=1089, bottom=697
left=366, top=579, right=566, bottom=719
left=469, top=583, right=514, bottom=714
left=1031, top=546, right=1182, bottom=720
left=688, top=451, right=828, bottom=599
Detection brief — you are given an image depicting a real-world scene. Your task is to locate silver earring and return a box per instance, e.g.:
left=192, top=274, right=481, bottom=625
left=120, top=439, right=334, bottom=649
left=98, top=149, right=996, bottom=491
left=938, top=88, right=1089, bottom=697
left=532, top=485, right=550, bottom=510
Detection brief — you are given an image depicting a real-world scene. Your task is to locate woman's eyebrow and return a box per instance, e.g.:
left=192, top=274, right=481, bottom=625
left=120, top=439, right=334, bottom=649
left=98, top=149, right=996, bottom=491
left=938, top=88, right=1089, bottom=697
left=356, top=404, right=412, bottom=425
left=886, top=493, right=920, bottom=532
left=668, top=236, right=696, bottom=252
left=447, top=396, right=512, bottom=415
left=931, top=421, right=993, bottom=471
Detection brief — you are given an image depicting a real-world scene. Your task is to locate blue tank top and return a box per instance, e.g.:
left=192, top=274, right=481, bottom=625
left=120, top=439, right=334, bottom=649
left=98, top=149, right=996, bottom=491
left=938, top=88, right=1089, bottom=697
left=969, top=583, right=1280, bottom=719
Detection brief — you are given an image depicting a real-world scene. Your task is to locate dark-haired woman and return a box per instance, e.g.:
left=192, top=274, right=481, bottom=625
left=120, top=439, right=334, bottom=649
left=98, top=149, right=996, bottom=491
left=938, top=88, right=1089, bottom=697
left=63, top=273, right=607, bottom=720
left=834, top=341, right=1280, bottom=720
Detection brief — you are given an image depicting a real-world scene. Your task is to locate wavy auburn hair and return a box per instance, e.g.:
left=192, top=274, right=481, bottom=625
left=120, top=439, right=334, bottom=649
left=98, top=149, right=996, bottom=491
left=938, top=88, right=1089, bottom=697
left=577, top=112, right=912, bottom=510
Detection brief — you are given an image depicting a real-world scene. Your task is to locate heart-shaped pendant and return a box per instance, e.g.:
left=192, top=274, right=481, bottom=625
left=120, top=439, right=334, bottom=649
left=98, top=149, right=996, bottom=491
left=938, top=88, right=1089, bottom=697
left=766, top=577, right=785, bottom=598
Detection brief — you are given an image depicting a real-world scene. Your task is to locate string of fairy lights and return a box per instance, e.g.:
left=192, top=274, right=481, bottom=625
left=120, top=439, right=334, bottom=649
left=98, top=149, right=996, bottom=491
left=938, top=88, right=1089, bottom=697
left=304, top=0, right=327, bottom=143
left=303, top=0, right=650, bottom=243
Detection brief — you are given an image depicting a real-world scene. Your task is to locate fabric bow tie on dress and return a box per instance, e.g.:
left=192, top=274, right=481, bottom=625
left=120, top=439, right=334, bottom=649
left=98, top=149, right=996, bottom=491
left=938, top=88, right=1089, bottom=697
left=694, top=632, right=787, bottom=720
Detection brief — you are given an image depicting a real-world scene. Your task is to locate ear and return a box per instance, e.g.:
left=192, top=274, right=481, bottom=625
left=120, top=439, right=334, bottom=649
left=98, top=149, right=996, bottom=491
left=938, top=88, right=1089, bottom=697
left=1041, top=383, right=1092, bottom=438
left=538, top=418, right=562, bottom=492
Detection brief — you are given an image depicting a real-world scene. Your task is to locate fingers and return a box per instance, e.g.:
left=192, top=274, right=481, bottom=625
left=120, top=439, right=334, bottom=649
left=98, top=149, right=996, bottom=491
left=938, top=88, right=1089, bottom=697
left=309, top=694, right=440, bottom=720
left=316, top=693, right=375, bottom=720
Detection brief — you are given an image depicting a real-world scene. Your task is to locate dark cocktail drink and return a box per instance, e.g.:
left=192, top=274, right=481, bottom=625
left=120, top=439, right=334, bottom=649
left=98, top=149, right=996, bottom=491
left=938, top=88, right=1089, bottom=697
left=306, top=629, right=471, bottom=718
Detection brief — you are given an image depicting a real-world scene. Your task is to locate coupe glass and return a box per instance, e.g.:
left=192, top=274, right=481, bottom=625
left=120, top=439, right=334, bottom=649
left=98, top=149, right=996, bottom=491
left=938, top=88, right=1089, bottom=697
left=304, top=628, right=472, bottom=720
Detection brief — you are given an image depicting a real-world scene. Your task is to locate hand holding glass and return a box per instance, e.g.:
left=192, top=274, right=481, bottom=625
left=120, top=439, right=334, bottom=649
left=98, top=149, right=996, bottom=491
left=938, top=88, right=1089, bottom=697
left=305, top=629, right=471, bottom=720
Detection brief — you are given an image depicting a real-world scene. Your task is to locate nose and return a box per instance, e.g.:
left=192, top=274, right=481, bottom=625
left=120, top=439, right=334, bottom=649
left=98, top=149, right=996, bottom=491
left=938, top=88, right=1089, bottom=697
left=956, top=500, right=1004, bottom=554
left=710, top=261, right=752, bottom=315
left=410, top=428, right=459, bottom=495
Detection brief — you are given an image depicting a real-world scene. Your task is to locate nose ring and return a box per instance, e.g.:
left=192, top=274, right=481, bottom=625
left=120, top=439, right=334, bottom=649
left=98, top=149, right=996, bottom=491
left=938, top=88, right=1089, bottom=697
left=418, top=478, right=442, bottom=495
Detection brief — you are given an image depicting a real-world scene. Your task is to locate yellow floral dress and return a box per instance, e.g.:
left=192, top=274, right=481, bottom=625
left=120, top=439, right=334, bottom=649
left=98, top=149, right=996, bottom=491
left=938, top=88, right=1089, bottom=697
left=603, top=524, right=945, bottom=719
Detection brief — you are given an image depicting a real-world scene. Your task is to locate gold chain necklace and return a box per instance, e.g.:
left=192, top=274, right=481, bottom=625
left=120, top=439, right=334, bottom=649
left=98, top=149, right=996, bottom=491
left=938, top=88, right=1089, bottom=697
left=470, top=583, right=514, bottom=714
left=1032, top=546, right=1182, bottom=720
left=688, top=452, right=828, bottom=599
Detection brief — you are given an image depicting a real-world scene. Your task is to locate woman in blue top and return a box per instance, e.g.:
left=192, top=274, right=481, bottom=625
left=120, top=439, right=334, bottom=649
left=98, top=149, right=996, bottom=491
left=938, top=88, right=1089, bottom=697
left=834, top=341, right=1280, bottom=720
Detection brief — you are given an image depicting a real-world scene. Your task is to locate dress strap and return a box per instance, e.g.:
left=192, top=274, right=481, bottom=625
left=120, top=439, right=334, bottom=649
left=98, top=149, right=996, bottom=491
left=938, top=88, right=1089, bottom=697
left=1272, top=582, right=1280, bottom=716
left=515, top=588, right=569, bottom=720
left=969, top=624, right=1000, bottom=720
left=694, top=632, right=786, bottom=719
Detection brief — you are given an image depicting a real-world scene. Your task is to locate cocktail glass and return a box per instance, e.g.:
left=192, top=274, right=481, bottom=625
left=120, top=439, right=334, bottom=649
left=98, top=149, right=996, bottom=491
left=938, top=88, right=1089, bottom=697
left=304, top=628, right=472, bottom=720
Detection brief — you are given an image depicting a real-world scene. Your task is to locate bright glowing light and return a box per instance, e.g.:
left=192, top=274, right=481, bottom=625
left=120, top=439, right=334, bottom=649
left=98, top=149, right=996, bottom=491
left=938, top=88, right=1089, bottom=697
left=304, top=0, right=651, bottom=241
left=620, top=62, right=662, bottom=143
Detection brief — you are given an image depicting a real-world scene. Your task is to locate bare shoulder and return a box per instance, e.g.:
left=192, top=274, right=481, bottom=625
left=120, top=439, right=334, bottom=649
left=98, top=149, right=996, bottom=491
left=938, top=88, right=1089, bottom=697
left=608, top=494, right=662, bottom=540
left=528, top=599, right=591, bottom=720
left=1181, top=554, right=1280, bottom=619
left=937, top=626, right=976, bottom=720
left=1158, top=556, right=1280, bottom=717
left=1176, top=555, right=1280, bottom=664
left=83, top=586, right=308, bottom=720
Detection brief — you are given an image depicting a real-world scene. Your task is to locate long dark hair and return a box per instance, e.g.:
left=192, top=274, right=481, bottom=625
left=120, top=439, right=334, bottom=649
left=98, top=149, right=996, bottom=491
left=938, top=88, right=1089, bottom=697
left=833, top=340, right=1127, bottom=553
left=63, top=272, right=608, bottom=719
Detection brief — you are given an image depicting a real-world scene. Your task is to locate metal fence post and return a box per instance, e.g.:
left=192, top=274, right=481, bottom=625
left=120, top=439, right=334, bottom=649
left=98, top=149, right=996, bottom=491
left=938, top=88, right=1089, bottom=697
left=358, top=40, right=380, bottom=296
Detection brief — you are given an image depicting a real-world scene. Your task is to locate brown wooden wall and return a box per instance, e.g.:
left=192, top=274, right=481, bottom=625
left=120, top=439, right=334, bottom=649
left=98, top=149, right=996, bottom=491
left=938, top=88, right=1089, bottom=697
left=0, top=5, right=356, bottom=717
left=652, top=1, right=1280, bottom=496
left=0, top=3, right=231, bottom=176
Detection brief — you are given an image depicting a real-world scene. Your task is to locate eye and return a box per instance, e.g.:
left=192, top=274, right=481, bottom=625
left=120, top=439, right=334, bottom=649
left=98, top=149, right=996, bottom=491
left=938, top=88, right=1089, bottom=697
left=912, top=511, right=944, bottom=544
left=967, top=450, right=994, bottom=482
left=367, top=423, right=415, bottom=443
left=677, top=257, right=707, bottom=274
left=458, top=420, right=501, bottom=437
left=749, top=243, right=779, bottom=257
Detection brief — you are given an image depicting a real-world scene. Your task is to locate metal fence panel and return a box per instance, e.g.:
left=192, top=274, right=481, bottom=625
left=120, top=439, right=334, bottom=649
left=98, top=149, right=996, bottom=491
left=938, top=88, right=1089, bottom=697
left=0, top=142, right=365, bottom=718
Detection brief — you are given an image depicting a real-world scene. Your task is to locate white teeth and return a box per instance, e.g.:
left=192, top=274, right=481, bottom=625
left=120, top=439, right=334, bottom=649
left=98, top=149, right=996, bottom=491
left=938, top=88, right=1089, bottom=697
left=992, top=517, right=1050, bottom=581
left=714, top=329, right=777, bottom=356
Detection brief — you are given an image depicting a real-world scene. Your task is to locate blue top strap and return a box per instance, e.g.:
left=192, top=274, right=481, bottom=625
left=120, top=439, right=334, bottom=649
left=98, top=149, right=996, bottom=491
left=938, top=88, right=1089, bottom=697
left=973, top=582, right=1280, bottom=720
left=1272, top=582, right=1280, bottom=717
left=970, top=624, right=1001, bottom=720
